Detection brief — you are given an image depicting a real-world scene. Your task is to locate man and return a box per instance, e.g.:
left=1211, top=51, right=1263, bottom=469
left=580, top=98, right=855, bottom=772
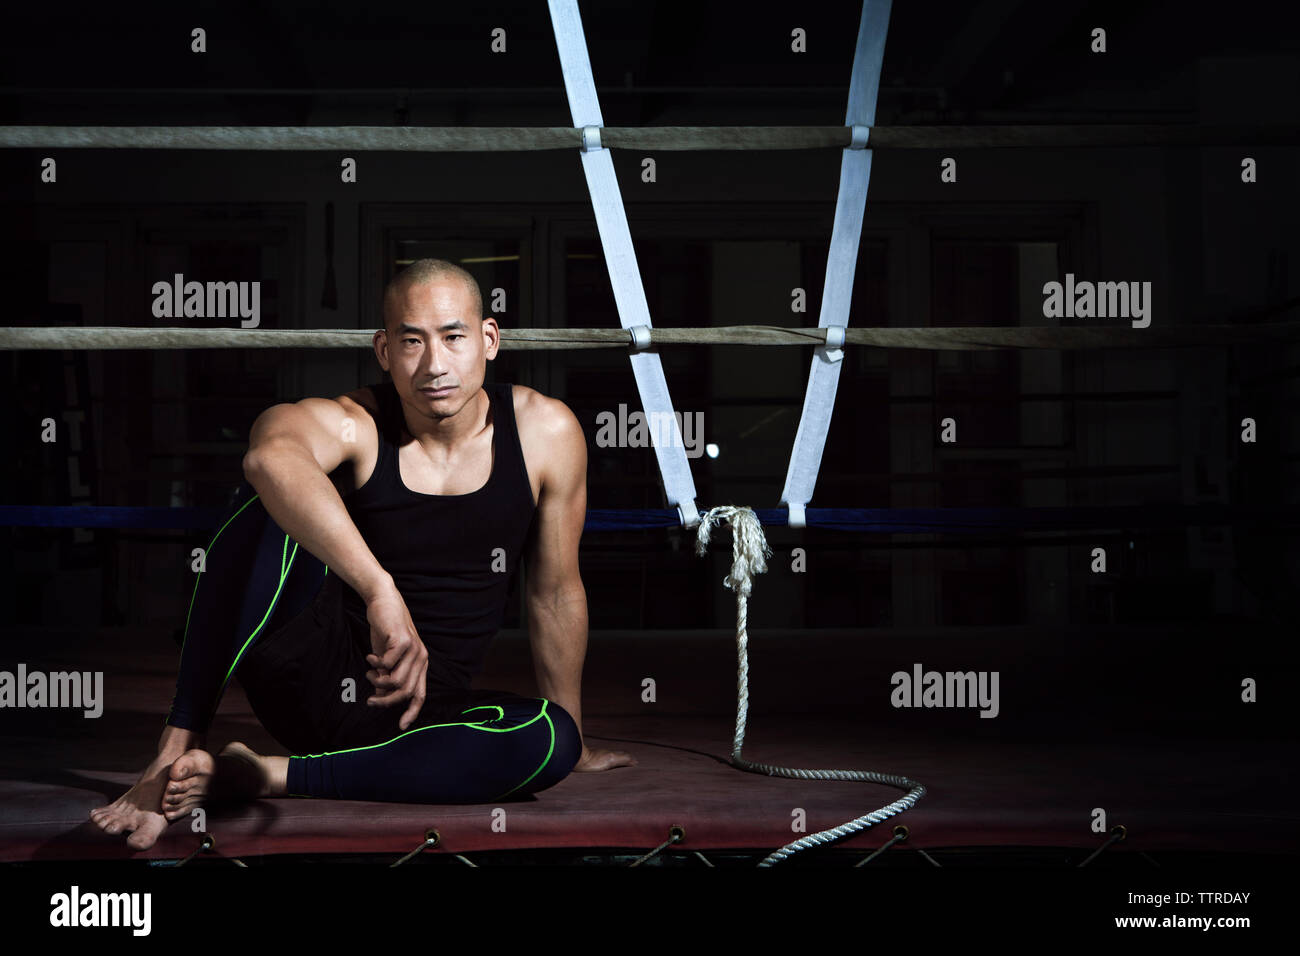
left=91, top=258, right=635, bottom=851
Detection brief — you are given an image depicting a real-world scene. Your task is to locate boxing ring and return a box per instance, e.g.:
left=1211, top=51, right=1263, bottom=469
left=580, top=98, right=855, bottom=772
left=2, top=0, right=1298, bottom=868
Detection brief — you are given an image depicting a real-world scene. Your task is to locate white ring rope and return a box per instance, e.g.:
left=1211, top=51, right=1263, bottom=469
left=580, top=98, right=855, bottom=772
left=1, top=124, right=1294, bottom=151
left=695, top=505, right=927, bottom=867
left=550, top=0, right=699, bottom=530
left=4, top=321, right=1295, bottom=351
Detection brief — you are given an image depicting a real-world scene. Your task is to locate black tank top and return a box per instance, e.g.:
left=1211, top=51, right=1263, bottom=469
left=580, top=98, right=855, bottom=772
left=336, top=381, right=538, bottom=713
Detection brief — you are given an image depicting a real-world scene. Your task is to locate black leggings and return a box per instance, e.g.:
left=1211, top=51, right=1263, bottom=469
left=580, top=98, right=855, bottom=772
left=166, top=481, right=582, bottom=804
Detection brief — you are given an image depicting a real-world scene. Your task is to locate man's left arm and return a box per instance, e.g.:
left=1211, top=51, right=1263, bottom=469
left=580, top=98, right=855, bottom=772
left=525, top=400, right=636, bottom=773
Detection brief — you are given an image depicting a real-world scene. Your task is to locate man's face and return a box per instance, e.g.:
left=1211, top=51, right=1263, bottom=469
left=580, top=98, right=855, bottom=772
left=374, top=277, right=499, bottom=421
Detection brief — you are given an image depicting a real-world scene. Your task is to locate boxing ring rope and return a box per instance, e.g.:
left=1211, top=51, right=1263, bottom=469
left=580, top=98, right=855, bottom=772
left=549, top=0, right=700, bottom=530
left=4, top=503, right=1293, bottom=533
left=4, top=0, right=1293, bottom=866
left=696, top=506, right=925, bottom=867
left=2, top=123, right=1296, bottom=151
left=3, top=320, right=1296, bottom=352
left=781, top=0, right=888, bottom=533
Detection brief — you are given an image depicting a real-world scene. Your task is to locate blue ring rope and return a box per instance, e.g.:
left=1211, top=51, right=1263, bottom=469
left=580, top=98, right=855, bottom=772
left=1, top=504, right=1294, bottom=533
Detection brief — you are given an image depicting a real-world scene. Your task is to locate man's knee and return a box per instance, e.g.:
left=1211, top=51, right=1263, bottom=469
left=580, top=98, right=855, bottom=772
left=540, top=699, right=583, bottom=780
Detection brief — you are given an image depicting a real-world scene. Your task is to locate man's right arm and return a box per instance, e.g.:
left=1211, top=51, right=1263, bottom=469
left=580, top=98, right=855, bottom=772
left=241, top=397, right=392, bottom=603
left=242, top=397, right=429, bottom=729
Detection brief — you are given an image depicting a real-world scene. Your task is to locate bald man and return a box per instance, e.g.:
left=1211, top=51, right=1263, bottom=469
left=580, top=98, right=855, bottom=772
left=92, top=258, right=635, bottom=851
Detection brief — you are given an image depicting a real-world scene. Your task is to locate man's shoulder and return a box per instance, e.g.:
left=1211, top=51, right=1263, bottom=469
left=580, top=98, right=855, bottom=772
left=508, top=384, right=580, bottom=439
left=336, top=384, right=384, bottom=417
left=318, top=387, right=386, bottom=452
left=508, top=386, right=585, bottom=492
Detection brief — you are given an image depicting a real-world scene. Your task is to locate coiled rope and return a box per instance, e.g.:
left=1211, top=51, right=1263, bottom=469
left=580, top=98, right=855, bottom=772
left=695, top=505, right=927, bottom=867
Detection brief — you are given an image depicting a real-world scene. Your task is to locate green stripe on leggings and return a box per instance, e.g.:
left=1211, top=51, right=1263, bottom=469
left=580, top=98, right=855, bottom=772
left=220, top=533, right=297, bottom=690
left=284, top=700, right=559, bottom=801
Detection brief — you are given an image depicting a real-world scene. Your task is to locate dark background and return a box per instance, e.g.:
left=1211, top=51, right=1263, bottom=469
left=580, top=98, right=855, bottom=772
left=0, top=0, right=1295, bottom=734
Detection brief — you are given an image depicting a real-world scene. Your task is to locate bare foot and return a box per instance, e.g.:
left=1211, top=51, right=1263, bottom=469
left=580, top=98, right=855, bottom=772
left=89, top=754, right=176, bottom=851
left=162, top=742, right=283, bottom=821
left=160, top=749, right=216, bottom=822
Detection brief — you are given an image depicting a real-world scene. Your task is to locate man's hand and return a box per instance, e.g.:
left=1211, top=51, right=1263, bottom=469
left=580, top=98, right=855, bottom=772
left=573, top=744, right=637, bottom=772
left=363, top=585, right=429, bottom=731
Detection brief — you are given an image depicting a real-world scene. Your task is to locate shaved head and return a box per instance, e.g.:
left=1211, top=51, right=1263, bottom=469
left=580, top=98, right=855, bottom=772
left=373, top=256, right=499, bottom=424
left=382, top=258, right=484, bottom=330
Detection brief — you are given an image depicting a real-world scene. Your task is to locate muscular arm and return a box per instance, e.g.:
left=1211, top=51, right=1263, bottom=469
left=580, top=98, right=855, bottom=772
left=241, top=397, right=392, bottom=602
left=243, top=395, right=428, bottom=728
left=524, top=400, right=590, bottom=746
left=524, top=401, right=636, bottom=772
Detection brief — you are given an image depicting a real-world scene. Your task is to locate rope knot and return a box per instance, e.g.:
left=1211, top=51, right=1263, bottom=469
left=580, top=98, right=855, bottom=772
left=694, top=505, right=772, bottom=597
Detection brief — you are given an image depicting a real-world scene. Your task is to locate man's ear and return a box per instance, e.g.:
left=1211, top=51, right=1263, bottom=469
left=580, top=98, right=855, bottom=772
left=373, top=328, right=390, bottom=371
left=482, top=317, right=501, bottom=360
